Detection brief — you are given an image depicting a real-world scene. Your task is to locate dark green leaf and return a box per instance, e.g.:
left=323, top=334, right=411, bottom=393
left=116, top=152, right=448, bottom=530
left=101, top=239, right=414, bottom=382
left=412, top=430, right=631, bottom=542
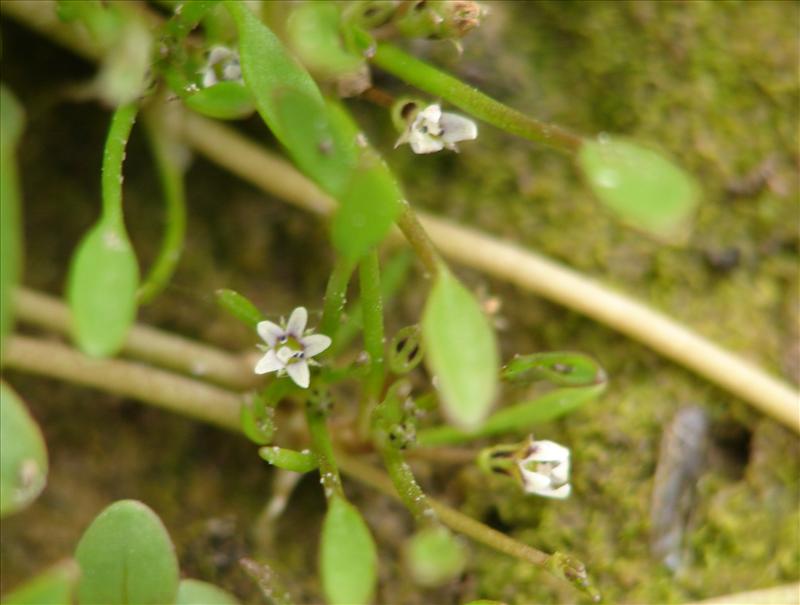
left=75, top=500, right=179, bottom=605
left=216, top=288, right=264, bottom=327
left=0, top=382, right=48, bottom=518
left=175, top=579, right=239, bottom=605
left=578, top=137, right=699, bottom=242
left=320, top=496, right=377, bottom=605
left=259, top=446, right=318, bottom=473
left=422, top=269, right=499, bottom=430
left=66, top=219, right=139, bottom=357
left=404, top=527, right=466, bottom=588
left=417, top=383, right=606, bottom=446
left=0, top=85, right=24, bottom=354
left=502, top=352, right=606, bottom=387
left=227, top=1, right=356, bottom=197
left=1, top=560, right=79, bottom=605
left=184, top=82, right=255, bottom=120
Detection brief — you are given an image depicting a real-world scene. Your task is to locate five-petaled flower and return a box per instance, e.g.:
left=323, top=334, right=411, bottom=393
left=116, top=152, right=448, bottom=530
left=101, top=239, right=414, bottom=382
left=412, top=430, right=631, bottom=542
left=395, top=104, right=478, bottom=154
left=517, top=438, right=571, bottom=499
left=254, top=307, right=331, bottom=389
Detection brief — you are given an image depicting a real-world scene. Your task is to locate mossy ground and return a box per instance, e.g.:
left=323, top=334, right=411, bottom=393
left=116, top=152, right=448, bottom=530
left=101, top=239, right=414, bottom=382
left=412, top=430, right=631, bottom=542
left=1, top=1, right=798, bottom=603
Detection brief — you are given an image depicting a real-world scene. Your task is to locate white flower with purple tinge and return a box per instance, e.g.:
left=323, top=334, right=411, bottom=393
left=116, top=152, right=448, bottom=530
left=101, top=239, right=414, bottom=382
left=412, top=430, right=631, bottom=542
left=395, top=104, right=478, bottom=154
left=517, top=438, right=571, bottom=499
left=254, top=307, right=331, bottom=389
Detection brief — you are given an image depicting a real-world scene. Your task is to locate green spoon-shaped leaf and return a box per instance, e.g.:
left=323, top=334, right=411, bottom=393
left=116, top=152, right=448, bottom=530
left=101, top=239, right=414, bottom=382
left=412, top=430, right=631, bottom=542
left=0, top=382, right=48, bottom=518
left=0, top=560, right=79, bottom=605
left=176, top=579, right=239, bottom=605
left=320, top=496, right=377, bottom=605
left=422, top=269, right=499, bottom=430
left=287, top=2, right=364, bottom=78
left=578, top=137, right=698, bottom=242
left=66, top=219, right=139, bottom=357
left=183, top=82, right=255, bottom=120
left=75, top=500, right=179, bottom=605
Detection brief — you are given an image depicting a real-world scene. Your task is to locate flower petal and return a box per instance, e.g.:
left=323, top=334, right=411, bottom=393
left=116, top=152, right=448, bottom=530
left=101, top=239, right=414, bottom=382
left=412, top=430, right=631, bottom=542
left=528, top=440, right=570, bottom=463
left=519, top=468, right=551, bottom=492
left=440, top=112, right=478, bottom=144
left=287, top=306, right=308, bottom=336
left=302, top=333, right=332, bottom=357
left=286, top=360, right=310, bottom=388
left=531, top=483, right=571, bottom=499
left=417, top=104, right=442, bottom=126
left=276, top=346, right=295, bottom=365
left=409, top=131, right=445, bottom=154
left=257, top=320, right=284, bottom=347
left=255, top=349, right=284, bottom=374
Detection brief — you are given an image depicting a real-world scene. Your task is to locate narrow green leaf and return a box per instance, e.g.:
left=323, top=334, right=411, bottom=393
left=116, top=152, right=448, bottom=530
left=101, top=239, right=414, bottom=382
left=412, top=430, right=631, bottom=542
left=66, top=219, right=139, bottom=357
left=0, top=382, right=48, bottom=518
left=183, top=82, right=255, bottom=120
left=577, top=137, right=699, bottom=242
left=216, top=288, right=264, bottom=327
left=259, top=446, right=318, bottom=473
left=176, top=579, right=239, bottom=605
left=404, top=527, right=466, bottom=588
left=320, top=496, right=377, bottom=605
left=227, top=1, right=356, bottom=197
left=422, top=269, right=499, bottom=430
left=417, top=383, right=606, bottom=446
left=1, top=560, right=79, bottom=605
left=75, top=500, right=179, bottom=605
left=0, top=85, right=25, bottom=353
left=287, top=2, right=364, bottom=77
left=502, top=352, right=606, bottom=387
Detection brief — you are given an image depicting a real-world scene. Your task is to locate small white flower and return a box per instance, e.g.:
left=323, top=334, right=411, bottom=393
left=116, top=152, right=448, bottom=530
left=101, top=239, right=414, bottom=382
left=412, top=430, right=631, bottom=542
left=517, top=438, right=571, bottom=499
left=254, top=307, right=331, bottom=389
left=395, top=104, right=478, bottom=154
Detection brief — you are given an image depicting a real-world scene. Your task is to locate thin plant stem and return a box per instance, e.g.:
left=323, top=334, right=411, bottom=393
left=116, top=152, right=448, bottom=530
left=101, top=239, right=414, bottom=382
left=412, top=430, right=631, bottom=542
left=319, top=256, right=355, bottom=345
left=376, top=442, right=436, bottom=525
left=3, top=335, right=242, bottom=430
left=395, top=199, right=440, bottom=278
left=14, top=287, right=257, bottom=390
left=371, top=42, right=583, bottom=154
left=137, top=110, right=187, bottom=304
left=358, top=249, right=386, bottom=434
left=101, top=102, right=137, bottom=226
left=306, top=401, right=345, bottom=501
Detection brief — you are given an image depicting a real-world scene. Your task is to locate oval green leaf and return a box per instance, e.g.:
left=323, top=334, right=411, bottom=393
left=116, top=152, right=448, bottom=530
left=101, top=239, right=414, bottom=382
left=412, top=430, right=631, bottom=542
left=422, top=269, right=499, bottom=430
left=215, top=288, right=264, bottom=327
left=320, top=496, right=377, bottom=605
left=1, top=560, right=79, bottom=605
left=227, top=1, right=356, bottom=197
left=176, top=579, right=239, bottom=605
left=259, top=446, right=318, bottom=473
left=577, top=137, right=698, bottom=242
left=0, top=85, right=25, bottom=353
left=75, top=499, right=179, bottom=605
left=183, top=82, right=255, bottom=120
left=502, top=352, right=606, bottom=387
left=417, top=383, right=606, bottom=446
left=66, top=219, right=139, bottom=357
left=404, top=526, right=466, bottom=588
left=0, top=382, right=48, bottom=518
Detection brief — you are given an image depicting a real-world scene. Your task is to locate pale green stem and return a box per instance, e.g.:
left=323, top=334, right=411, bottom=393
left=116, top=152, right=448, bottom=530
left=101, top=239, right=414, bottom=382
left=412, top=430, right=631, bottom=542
left=371, top=43, right=583, bottom=153
left=319, top=256, right=355, bottom=345
left=357, top=249, right=385, bottom=434
left=306, top=402, right=345, bottom=501
left=377, top=442, right=436, bottom=525
left=138, top=112, right=186, bottom=304
left=101, top=102, right=137, bottom=226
